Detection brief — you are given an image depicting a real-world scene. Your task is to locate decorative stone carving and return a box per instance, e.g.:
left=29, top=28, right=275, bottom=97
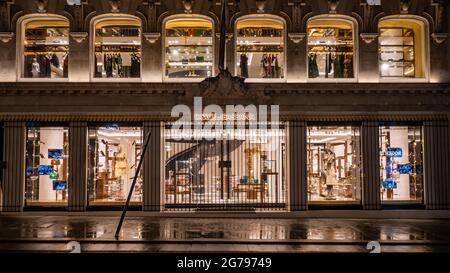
left=70, top=32, right=88, bottom=43
left=36, top=0, right=47, bottom=13
left=328, top=0, right=338, bottom=14
left=431, top=33, right=450, bottom=44
left=400, top=0, right=410, bottom=14
left=288, top=33, right=306, bottom=44
left=360, top=33, right=377, bottom=44
left=0, top=32, right=14, bottom=43
left=182, top=0, right=194, bottom=14
left=109, top=0, right=120, bottom=13
left=255, top=0, right=266, bottom=14
left=143, top=32, right=161, bottom=43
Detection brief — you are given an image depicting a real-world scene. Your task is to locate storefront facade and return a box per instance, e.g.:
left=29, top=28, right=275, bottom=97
left=0, top=0, right=450, bottom=213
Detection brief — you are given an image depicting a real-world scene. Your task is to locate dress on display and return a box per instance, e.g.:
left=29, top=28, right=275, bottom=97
left=240, top=54, right=249, bottom=78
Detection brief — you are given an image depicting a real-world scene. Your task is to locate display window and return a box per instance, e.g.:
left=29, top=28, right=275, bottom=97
left=378, top=18, right=427, bottom=79
left=163, top=124, right=287, bottom=209
left=93, top=18, right=141, bottom=79
left=307, top=18, right=355, bottom=80
left=25, top=127, right=69, bottom=205
left=379, top=126, right=423, bottom=202
left=164, top=18, right=213, bottom=79
left=236, top=17, right=285, bottom=79
left=22, top=18, right=69, bottom=79
left=307, top=126, right=362, bottom=203
left=88, top=126, right=143, bottom=204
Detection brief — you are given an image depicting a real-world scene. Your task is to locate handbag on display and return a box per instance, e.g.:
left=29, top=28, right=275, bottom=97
left=49, top=171, right=59, bottom=179
left=51, top=159, right=60, bottom=165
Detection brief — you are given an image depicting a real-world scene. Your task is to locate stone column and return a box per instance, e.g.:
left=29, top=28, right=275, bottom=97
left=143, top=121, right=162, bottom=211
left=361, top=121, right=381, bottom=210
left=68, top=122, right=87, bottom=212
left=1, top=122, right=25, bottom=212
left=424, top=120, right=450, bottom=209
left=288, top=121, right=307, bottom=211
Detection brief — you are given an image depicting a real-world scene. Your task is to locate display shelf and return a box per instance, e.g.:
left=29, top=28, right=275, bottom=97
left=167, top=62, right=213, bottom=66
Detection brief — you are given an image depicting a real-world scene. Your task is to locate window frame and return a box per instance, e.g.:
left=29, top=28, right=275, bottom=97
left=306, top=15, right=359, bottom=83
left=378, top=15, right=430, bottom=83
left=90, top=14, right=143, bottom=82
left=17, top=14, right=70, bottom=82
left=234, top=14, right=287, bottom=83
left=162, top=14, right=215, bottom=83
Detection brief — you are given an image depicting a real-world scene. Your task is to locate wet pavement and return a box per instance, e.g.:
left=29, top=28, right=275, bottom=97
left=1, top=215, right=450, bottom=252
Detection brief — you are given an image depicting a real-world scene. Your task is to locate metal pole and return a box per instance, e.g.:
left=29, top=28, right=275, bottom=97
left=218, top=0, right=228, bottom=71
left=115, top=131, right=152, bottom=240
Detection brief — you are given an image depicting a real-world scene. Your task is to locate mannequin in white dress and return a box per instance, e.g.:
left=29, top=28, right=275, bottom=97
left=31, top=58, right=40, bottom=78
left=322, top=144, right=337, bottom=199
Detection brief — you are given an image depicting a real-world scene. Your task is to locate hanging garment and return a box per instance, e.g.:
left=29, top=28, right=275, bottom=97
left=50, top=53, right=59, bottom=68
left=333, top=55, right=343, bottom=78
left=308, top=54, right=319, bottom=78
left=63, top=55, right=68, bottom=78
left=31, top=59, right=40, bottom=78
left=240, top=54, right=249, bottom=78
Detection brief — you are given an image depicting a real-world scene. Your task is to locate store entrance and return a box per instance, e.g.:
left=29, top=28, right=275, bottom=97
left=163, top=124, right=287, bottom=211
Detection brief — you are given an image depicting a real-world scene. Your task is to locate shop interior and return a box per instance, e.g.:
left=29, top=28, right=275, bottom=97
left=307, top=19, right=354, bottom=79
left=379, top=126, right=423, bottom=202
left=23, top=20, right=69, bottom=78
left=236, top=18, right=285, bottom=79
left=165, top=18, right=213, bottom=79
left=163, top=127, right=286, bottom=208
left=307, top=126, right=361, bottom=203
left=88, top=126, right=143, bottom=204
left=94, top=19, right=141, bottom=78
left=25, top=127, right=69, bottom=205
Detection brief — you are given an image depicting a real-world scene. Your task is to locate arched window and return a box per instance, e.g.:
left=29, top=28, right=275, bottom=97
left=164, top=17, right=214, bottom=80
left=307, top=16, right=357, bottom=81
left=235, top=16, right=285, bottom=80
left=20, top=16, right=69, bottom=79
left=92, top=15, right=141, bottom=79
left=378, top=17, right=428, bottom=80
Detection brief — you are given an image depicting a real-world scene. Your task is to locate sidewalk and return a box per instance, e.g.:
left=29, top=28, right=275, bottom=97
left=1, top=215, right=450, bottom=252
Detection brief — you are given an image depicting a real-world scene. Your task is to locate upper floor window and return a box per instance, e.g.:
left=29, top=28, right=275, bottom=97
left=21, top=17, right=69, bottom=79
left=307, top=17, right=356, bottom=80
left=93, top=16, right=141, bottom=79
left=378, top=17, right=428, bottom=80
left=164, top=17, right=214, bottom=79
left=235, top=16, right=285, bottom=80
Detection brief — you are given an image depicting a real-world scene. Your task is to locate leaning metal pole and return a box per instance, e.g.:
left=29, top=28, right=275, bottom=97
left=115, top=131, right=152, bottom=240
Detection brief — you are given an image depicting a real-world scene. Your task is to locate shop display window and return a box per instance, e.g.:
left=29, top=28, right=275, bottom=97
left=164, top=18, right=213, bottom=79
left=22, top=19, right=69, bottom=79
left=93, top=18, right=141, bottom=79
left=378, top=18, right=427, bottom=79
left=307, top=126, right=361, bottom=202
left=88, top=126, right=143, bottom=204
left=163, top=124, right=287, bottom=208
left=307, top=18, right=355, bottom=79
left=236, top=17, right=285, bottom=79
left=25, top=127, right=69, bottom=204
left=379, top=126, right=423, bottom=202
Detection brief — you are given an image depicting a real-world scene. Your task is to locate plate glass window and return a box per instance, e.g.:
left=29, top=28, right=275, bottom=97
left=88, top=126, right=143, bottom=204
left=164, top=18, right=213, bottom=79
left=307, top=126, right=361, bottom=203
left=22, top=19, right=69, bottom=78
left=379, top=126, right=423, bottom=202
left=236, top=18, right=285, bottom=79
left=307, top=19, right=355, bottom=79
left=25, top=127, right=69, bottom=205
left=94, top=19, right=141, bottom=78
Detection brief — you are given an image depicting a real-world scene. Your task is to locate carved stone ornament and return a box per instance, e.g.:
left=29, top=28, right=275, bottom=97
left=255, top=0, right=266, bottom=14
left=288, top=33, right=306, bottom=44
left=36, top=0, right=47, bottom=13
left=431, top=33, right=450, bottom=44
left=400, top=0, right=410, bottom=14
left=360, top=33, right=378, bottom=44
left=143, top=32, right=161, bottom=43
left=328, top=0, right=338, bottom=14
left=109, top=0, right=120, bottom=13
left=182, top=0, right=194, bottom=14
left=0, top=32, right=14, bottom=43
left=70, top=32, right=88, bottom=43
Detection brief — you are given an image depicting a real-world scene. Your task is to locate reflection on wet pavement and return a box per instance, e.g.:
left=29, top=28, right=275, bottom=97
left=1, top=216, right=450, bottom=243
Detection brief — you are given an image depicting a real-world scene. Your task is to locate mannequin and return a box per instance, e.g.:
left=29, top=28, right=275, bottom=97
left=31, top=58, right=40, bottom=78
left=322, top=143, right=337, bottom=200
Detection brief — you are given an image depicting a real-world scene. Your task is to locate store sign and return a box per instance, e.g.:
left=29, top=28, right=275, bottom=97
left=386, top=147, right=402, bottom=157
